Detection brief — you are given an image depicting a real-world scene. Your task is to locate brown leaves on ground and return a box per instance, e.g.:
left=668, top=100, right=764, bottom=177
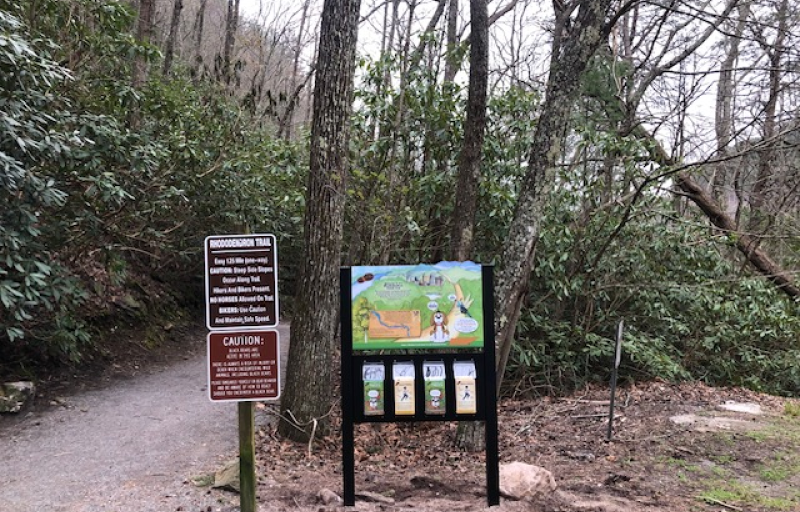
left=253, top=382, right=799, bottom=512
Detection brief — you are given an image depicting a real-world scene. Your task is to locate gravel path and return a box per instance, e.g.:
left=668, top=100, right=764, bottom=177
left=0, top=323, right=290, bottom=512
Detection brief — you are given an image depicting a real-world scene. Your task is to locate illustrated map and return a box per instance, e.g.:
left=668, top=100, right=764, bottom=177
left=350, top=262, right=484, bottom=350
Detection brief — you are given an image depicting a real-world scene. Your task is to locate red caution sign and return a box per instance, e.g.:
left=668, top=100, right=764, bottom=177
left=207, top=330, right=280, bottom=402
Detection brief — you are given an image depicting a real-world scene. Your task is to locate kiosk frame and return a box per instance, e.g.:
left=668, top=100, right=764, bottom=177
left=340, top=265, right=500, bottom=506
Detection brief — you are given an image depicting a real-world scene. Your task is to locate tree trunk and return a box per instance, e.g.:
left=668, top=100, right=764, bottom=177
left=130, top=0, right=155, bottom=128
left=192, top=0, right=208, bottom=77
left=711, top=1, right=750, bottom=217
left=452, top=0, right=489, bottom=451
left=628, top=125, right=800, bottom=301
left=444, top=0, right=459, bottom=82
left=162, top=0, right=184, bottom=76
left=450, top=0, right=488, bottom=262
left=675, top=173, right=800, bottom=299
left=221, top=0, right=241, bottom=86
left=749, top=0, right=788, bottom=236
left=494, top=0, right=615, bottom=391
left=281, top=0, right=312, bottom=140
left=278, top=0, right=361, bottom=442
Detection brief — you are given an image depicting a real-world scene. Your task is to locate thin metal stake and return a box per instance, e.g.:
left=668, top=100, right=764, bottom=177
left=606, top=319, right=624, bottom=442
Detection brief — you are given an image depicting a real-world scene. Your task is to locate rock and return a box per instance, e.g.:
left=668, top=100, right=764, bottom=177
left=0, top=381, right=36, bottom=413
left=317, top=488, right=342, bottom=505
left=499, top=462, right=557, bottom=501
left=213, top=459, right=240, bottom=492
left=669, top=414, right=698, bottom=425
left=718, top=401, right=762, bottom=415
left=355, top=490, right=395, bottom=504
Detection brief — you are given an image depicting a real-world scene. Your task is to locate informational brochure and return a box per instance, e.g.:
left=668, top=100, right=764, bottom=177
left=393, top=362, right=416, bottom=415
left=423, top=361, right=446, bottom=415
left=454, top=360, right=477, bottom=414
left=363, top=362, right=385, bottom=416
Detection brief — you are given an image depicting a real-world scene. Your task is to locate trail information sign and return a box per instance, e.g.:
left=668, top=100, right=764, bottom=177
left=205, top=234, right=279, bottom=330
left=350, top=262, right=484, bottom=350
left=207, top=330, right=280, bottom=401
left=341, top=263, right=500, bottom=507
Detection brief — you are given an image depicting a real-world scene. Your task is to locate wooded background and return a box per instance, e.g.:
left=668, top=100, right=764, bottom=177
left=1, top=0, right=798, bottom=440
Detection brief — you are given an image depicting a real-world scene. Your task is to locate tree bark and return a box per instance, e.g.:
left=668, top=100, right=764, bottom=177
left=749, top=0, right=788, bottom=236
left=281, top=0, right=313, bottom=140
left=452, top=0, right=489, bottom=451
left=451, top=0, right=488, bottom=263
left=444, top=0, right=459, bottom=82
left=711, top=1, right=750, bottom=216
left=494, top=0, right=615, bottom=392
left=278, top=0, right=361, bottom=442
left=130, top=0, right=155, bottom=128
left=162, top=0, right=184, bottom=76
left=193, top=0, right=208, bottom=77
left=221, top=0, right=241, bottom=86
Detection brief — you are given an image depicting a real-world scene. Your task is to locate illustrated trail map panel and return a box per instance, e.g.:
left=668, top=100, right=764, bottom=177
left=351, top=262, right=484, bottom=350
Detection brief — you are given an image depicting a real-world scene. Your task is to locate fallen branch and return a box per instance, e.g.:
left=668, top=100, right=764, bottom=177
left=697, top=496, right=743, bottom=511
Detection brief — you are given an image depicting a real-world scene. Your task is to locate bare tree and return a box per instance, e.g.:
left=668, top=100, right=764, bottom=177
left=220, top=0, right=241, bottom=85
left=162, top=0, right=184, bottom=76
left=192, top=0, right=208, bottom=76
left=444, top=0, right=460, bottom=81
left=494, top=0, right=618, bottom=390
left=131, top=0, right=156, bottom=128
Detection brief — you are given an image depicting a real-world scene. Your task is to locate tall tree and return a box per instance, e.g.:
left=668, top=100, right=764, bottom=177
left=450, top=0, right=488, bottom=262
left=278, top=0, right=362, bottom=442
left=444, top=0, right=460, bottom=81
left=451, top=0, right=489, bottom=450
left=162, top=0, right=184, bottom=76
left=494, top=0, right=617, bottom=389
left=712, top=0, right=750, bottom=217
left=221, top=0, right=241, bottom=85
left=130, top=0, right=155, bottom=128
left=749, top=0, right=789, bottom=238
left=192, top=0, right=208, bottom=77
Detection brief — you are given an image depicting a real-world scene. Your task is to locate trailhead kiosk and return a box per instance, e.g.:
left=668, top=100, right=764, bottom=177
left=340, top=262, right=500, bottom=506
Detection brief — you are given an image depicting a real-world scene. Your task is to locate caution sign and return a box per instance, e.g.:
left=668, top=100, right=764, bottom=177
left=205, top=234, right=278, bottom=330
left=207, top=330, right=280, bottom=401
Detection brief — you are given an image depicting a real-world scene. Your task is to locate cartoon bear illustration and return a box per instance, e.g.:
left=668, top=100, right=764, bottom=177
left=430, top=310, right=450, bottom=343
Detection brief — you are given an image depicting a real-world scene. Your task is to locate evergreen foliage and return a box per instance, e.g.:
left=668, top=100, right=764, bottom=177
left=0, top=2, right=305, bottom=367
left=0, top=0, right=797, bottom=399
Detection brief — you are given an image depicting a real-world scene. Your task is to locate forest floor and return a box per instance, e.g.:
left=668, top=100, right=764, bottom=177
left=1, top=320, right=799, bottom=512
left=254, top=381, right=800, bottom=512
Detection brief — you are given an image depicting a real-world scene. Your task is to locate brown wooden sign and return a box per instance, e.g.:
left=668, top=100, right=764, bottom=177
left=205, top=234, right=278, bottom=330
left=207, top=330, right=280, bottom=401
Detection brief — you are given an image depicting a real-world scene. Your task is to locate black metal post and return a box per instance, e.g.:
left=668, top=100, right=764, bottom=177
left=340, top=268, right=356, bottom=506
left=606, top=319, right=624, bottom=442
left=482, top=266, right=500, bottom=506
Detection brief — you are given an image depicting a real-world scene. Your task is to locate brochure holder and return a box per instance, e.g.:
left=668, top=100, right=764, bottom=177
left=341, top=265, right=500, bottom=507
left=362, top=362, right=385, bottom=416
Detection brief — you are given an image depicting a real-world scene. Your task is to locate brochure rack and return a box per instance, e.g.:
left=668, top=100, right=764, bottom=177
left=340, top=265, right=500, bottom=506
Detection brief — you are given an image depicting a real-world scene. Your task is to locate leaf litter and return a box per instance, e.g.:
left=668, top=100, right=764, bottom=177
left=249, top=381, right=799, bottom=512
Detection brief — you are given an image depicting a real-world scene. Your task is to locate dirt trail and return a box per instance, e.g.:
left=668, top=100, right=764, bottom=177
left=0, top=322, right=290, bottom=512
